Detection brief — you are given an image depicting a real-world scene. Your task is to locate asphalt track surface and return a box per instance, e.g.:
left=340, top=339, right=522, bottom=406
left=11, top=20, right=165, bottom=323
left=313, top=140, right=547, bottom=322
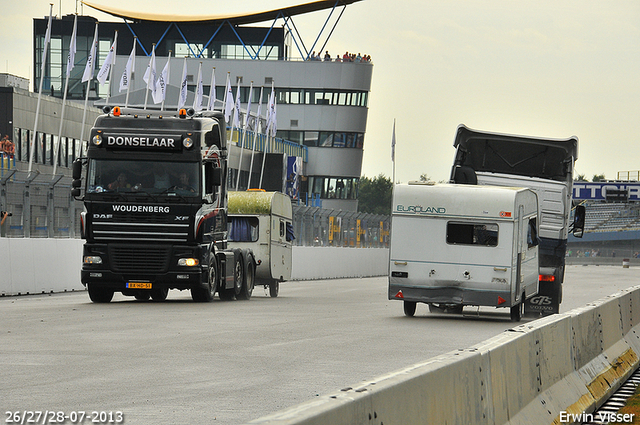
left=2, top=265, right=639, bottom=424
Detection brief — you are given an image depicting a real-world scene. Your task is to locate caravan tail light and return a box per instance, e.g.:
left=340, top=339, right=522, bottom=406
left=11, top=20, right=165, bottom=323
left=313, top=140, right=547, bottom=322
left=539, top=274, right=555, bottom=282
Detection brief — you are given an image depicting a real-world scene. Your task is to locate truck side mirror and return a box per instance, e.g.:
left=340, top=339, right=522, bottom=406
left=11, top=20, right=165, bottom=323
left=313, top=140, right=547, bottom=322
left=212, top=167, right=222, bottom=186
left=205, top=164, right=222, bottom=189
left=72, top=159, right=83, bottom=180
left=572, top=205, right=586, bottom=238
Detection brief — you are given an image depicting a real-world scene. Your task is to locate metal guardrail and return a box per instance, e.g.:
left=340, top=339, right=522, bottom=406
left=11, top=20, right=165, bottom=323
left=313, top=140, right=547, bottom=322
left=0, top=170, right=390, bottom=247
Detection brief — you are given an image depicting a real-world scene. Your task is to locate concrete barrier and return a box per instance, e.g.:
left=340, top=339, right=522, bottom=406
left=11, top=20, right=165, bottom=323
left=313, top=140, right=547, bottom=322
left=0, top=239, right=389, bottom=295
left=246, top=287, right=640, bottom=425
left=291, top=247, right=389, bottom=280
left=0, top=238, right=84, bottom=295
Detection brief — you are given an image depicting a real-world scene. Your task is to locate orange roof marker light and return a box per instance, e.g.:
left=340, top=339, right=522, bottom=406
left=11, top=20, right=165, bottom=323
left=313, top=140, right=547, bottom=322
left=179, top=109, right=187, bottom=119
left=112, top=106, right=121, bottom=117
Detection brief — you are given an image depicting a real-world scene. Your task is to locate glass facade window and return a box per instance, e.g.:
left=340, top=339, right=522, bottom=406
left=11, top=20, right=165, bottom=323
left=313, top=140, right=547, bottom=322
left=308, top=176, right=359, bottom=200
left=303, top=131, right=318, bottom=147
left=275, top=88, right=368, bottom=107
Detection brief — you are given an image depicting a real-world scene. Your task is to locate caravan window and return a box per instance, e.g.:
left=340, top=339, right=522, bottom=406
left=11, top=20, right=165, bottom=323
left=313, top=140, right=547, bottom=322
left=228, top=217, right=259, bottom=242
left=527, top=218, right=538, bottom=248
left=447, top=222, right=498, bottom=247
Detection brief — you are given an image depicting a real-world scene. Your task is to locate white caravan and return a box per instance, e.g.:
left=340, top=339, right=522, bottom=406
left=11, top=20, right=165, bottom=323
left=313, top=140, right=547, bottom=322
left=228, top=191, right=293, bottom=297
left=388, top=183, right=539, bottom=321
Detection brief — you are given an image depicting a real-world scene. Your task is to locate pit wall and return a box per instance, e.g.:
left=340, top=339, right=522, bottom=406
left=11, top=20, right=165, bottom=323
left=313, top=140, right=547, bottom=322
left=0, top=239, right=389, bottom=295
left=246, top=286, right=640, bottom=425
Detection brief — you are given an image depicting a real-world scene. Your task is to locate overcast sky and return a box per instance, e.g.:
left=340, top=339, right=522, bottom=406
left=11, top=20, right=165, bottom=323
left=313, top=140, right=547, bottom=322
left=2, top=0, right=639, bottom=183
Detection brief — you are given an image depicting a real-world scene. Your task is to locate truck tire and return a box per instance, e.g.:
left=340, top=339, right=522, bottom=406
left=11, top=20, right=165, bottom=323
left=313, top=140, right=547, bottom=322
left=151, top=287, right=169, bottom=301
left=135, top=292, right=150, bottom=301
left=192, top=261, right=217, bottom=302
left=404, top=301, right=417, bottom=317
left=232, top=252, right=245, bottom=298
left=88, top=284, right=114, bottom=303
left=236, top=254, right=255, bottom=301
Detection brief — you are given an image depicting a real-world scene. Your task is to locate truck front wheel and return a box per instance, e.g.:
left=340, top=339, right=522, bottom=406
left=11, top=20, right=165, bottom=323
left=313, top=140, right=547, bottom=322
left=151, top=287, right=169, bottom=301
left=88, top=284, right=114, bottom=303
left=192, top=262, right=217, bottom=302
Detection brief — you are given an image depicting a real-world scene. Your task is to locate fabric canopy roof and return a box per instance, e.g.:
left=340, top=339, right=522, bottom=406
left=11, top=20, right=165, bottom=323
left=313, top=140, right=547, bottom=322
left=82, top=0, right=363, bottom=24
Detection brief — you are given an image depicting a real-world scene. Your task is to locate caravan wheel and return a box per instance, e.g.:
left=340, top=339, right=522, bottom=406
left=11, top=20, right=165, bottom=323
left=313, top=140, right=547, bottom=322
left=403, top=301, right=417, bottom=317
left=269, top=281, right=279, bottom=297
left=510, top=301, right=524, bottom=322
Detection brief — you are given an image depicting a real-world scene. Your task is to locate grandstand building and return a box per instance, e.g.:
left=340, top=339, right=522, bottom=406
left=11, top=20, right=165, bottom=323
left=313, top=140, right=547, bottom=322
left=568, top=179, right=640, bottom=259
left=13, top=0, right=371, bottom=211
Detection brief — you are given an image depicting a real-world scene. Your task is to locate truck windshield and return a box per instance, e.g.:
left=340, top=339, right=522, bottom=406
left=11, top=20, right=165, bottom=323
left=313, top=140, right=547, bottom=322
left=87, top=159, right=200, bottom=196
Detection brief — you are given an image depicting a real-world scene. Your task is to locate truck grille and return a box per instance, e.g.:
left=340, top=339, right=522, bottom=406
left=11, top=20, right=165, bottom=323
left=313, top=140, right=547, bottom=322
left=109, top=245, right=171, bottom=273
left=91, top=218, right=190, bottom=243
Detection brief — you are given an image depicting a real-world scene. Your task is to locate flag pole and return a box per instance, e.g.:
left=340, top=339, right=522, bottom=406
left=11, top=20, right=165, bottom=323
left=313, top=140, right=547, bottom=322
left=104, top=31, right=117, bottom=105
left=248, top=85, right=264, bottom=189
left=124, top=37, right=136, bottom=108
left=53, top=13, right=77, bottom=177
left=160, top=50, right=171, bottom=111
left=235, top=81, right=253, bottom=191
left=391, top=118, right=396, bottom=186
left=259, top=82, right=275, bottom=190
left=80, top=22, right=99, bottom=152
left=143, top=43, right=156, bottom=110
left=207, top=67, right=216, bottom=111
left=28, top=3, right=53, bottom=174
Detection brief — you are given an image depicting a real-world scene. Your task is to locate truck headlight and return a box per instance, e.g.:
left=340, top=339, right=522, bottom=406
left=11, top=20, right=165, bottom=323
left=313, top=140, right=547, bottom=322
left=178, top=258, right=199, bottom=267
left=92, top=134, right=102, bottom=146
left=84, top=256, right=103, bottom=265
left=183, top=137, right=194, bottom=149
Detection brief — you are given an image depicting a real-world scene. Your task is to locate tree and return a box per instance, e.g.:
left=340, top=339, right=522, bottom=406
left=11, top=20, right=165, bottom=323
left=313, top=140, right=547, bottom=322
left=592, top=174, right=606, bottom=182
left=358, top=174, right=392, bottom=215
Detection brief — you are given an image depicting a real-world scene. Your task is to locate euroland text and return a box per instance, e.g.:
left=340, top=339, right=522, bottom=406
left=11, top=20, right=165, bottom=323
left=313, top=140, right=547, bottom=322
left=559, top=411, right=635, bottom=423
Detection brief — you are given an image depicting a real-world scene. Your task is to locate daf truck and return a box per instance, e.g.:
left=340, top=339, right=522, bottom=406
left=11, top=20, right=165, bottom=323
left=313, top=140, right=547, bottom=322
left=450, top=124, right=585, bottom=315
left=72, top=106, right=256, bottom=303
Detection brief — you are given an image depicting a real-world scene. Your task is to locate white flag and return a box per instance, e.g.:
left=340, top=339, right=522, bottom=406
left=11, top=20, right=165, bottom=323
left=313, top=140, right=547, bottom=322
left=193, top=62, right=203, bottom=111
left=223, top=76, right=233, bottom=123
left=82, top=23, right=99, bottom=83
left=97, top=32, right=117, bottom=85
left=153, top=53, right=170, bottom=104
left=391, top=119, right=396, bottom=162
left=270, top=94, right=277, bottom=137
left=178, top=58, right=188, bottom=109
left=255, top=88, right=263, bottom=133
left=41, top=8, right=53, bottom=65
left=119, top=41, right=135, bottom=92
left=233, top=82, right=241, bottom=128
left=265, top=89, right=273, bottom=132
left=207, top=68, right=216, bottom=111
left=66, top=15, right=77, bottom=78
left=244, top=83, right=253, bottom=129
left=143, top=45, right=157, bottom=97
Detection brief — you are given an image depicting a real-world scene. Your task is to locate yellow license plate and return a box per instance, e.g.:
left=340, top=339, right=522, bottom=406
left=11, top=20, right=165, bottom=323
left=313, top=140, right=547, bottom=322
left=127, top=282, right=152, bottom=289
